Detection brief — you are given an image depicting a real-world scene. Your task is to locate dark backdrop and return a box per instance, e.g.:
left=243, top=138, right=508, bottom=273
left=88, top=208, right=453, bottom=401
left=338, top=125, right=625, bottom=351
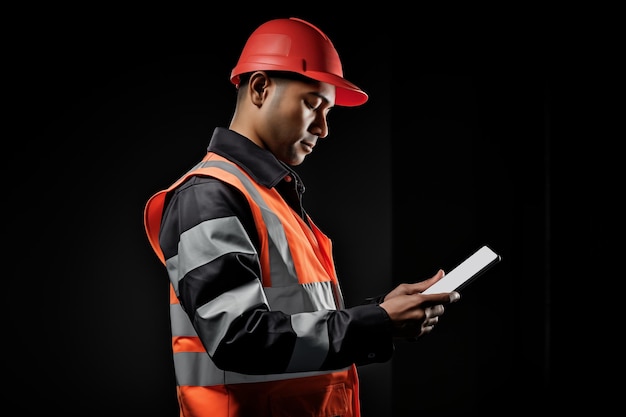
left=10, top=8, right=605, bottom=417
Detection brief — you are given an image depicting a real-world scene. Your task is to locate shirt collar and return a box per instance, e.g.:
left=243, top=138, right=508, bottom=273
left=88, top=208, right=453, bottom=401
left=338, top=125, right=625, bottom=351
left=206, top=127, right=301, bottom=189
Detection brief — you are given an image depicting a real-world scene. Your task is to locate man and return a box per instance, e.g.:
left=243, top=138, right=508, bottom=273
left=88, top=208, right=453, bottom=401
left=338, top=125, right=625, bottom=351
left=144, top=17, right=459, bottom=417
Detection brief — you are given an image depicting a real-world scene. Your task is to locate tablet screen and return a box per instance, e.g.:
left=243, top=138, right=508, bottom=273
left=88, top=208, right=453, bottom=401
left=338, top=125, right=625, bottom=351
left=422, top=245, right=501, bottom=294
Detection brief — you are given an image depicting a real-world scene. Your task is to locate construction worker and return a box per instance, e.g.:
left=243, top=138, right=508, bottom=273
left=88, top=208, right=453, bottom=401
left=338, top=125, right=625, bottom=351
left=144, top=17, right=460, bottom=417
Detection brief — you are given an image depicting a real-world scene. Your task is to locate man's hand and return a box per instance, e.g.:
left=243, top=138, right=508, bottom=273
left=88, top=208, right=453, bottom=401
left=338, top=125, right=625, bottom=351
left=379, top=269, right=460, bottom=339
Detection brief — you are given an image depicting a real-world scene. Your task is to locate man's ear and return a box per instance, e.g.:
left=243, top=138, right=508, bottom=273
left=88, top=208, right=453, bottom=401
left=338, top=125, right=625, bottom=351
left=249, top=71, right=270, bottom=107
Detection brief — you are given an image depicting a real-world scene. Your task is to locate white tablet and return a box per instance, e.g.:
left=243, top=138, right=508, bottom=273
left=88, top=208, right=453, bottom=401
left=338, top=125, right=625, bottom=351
left=422, top=245, right=501, bottom=294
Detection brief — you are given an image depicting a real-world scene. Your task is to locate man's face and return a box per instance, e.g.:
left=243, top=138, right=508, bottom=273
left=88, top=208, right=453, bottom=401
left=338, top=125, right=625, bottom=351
left=258, top=78, right=336, bottom=166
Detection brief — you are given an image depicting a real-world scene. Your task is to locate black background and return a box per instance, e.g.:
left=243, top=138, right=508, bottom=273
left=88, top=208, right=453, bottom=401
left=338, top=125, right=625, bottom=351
left=9, top=6, right=613, bottom=417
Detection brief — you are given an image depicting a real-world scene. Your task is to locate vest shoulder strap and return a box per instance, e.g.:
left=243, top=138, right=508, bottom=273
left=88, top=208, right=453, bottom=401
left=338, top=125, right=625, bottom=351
left=144, top=152, right=234, bottom=264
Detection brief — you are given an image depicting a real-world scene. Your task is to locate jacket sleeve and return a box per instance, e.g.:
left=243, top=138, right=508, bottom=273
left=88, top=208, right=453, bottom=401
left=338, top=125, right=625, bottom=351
left=159, top=176, right=394, bottom=375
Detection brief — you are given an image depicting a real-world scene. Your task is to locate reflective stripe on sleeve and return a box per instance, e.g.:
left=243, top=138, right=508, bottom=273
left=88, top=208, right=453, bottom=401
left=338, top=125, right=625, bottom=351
left=169, top=216, right=255, bottom=287
left=286, top=310, right=331, bottom=372
left=264, top=281, right=338, bottom=314
left=170, top=301, right=197, bottom=337
left=195, top=278, right=268, bottom=355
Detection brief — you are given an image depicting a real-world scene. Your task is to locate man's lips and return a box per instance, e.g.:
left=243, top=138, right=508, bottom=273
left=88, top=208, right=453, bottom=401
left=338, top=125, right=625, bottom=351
left=301, top=140, right=315, bottom=152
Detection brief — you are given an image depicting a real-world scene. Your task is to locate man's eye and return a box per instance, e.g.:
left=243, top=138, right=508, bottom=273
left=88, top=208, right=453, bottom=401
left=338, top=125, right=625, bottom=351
left=306, top=100, right=323, bottom=110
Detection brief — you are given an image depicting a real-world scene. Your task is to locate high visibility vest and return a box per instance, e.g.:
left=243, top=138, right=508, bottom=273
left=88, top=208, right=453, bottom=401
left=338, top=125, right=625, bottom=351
left=144, top=151, right=361, bottom=417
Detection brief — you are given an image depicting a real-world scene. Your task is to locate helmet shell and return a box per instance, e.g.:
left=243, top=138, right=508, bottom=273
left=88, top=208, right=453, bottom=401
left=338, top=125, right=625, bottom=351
left=230, top=17, right=368, bottom=107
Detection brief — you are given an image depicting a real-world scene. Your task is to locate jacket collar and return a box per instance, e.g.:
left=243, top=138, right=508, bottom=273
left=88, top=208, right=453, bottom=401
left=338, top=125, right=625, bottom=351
left=207, top=127, right=304, bottom=189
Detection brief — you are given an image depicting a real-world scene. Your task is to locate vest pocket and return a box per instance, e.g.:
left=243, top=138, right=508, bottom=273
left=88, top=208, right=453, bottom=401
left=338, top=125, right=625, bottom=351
left=270, top=382, right=350, bottom=417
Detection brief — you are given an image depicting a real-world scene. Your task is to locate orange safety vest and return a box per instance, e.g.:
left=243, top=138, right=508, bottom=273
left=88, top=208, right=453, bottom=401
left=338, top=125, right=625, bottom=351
left=144, top=152, right=361, bottom=417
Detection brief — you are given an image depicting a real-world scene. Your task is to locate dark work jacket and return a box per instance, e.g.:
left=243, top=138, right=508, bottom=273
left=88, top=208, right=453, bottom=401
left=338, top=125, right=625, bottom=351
left=144, top=127, right=393, bottom=417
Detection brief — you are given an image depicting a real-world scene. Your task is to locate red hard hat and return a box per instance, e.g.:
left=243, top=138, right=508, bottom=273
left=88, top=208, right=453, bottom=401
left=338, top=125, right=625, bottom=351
left=230, top=17, right=368, bottom=107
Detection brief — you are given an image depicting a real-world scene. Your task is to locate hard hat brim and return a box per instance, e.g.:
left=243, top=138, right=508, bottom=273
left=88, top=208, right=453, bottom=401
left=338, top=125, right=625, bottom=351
left=306, top=70, right=368, bottom=107
left=231, top=68, right=368, bottom=107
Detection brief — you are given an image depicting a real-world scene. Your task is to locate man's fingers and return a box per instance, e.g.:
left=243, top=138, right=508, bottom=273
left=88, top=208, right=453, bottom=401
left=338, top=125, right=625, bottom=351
left=425, top=316, right=439, bottom=326
left=425, top=304, right=444, bottom=319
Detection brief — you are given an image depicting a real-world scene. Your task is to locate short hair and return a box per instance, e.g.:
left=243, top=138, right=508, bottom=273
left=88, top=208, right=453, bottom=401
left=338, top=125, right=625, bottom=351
left=235, top=71, right=320, bottom=104
left=237, top=71, right=318, bottom=88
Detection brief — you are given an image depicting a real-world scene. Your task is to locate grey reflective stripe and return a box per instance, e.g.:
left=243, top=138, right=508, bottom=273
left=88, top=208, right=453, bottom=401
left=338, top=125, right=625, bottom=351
left=196, top=279, right=268, bottom=355
left=174, top=351, right=220, bottom=386
left=174, top=351, right=347, bottom=387
left=303, top=282, right=338, bottom=311
left=166, top=216, right=256, bottom=294
left=170, top=302, right=196, bottom=337
left=287, top=310, right=331, bottom=372
left=171, top=282, right=334, bottom=340
left=199, top=160, right=298, bottom=287
left=165, top=254, right=180, bottom=294
left=264, top=281, right=337, bottom=314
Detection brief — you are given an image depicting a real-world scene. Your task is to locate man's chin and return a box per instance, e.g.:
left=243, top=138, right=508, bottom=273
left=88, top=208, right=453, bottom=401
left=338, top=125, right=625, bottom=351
left=283, top=153, right=307, bottom=166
